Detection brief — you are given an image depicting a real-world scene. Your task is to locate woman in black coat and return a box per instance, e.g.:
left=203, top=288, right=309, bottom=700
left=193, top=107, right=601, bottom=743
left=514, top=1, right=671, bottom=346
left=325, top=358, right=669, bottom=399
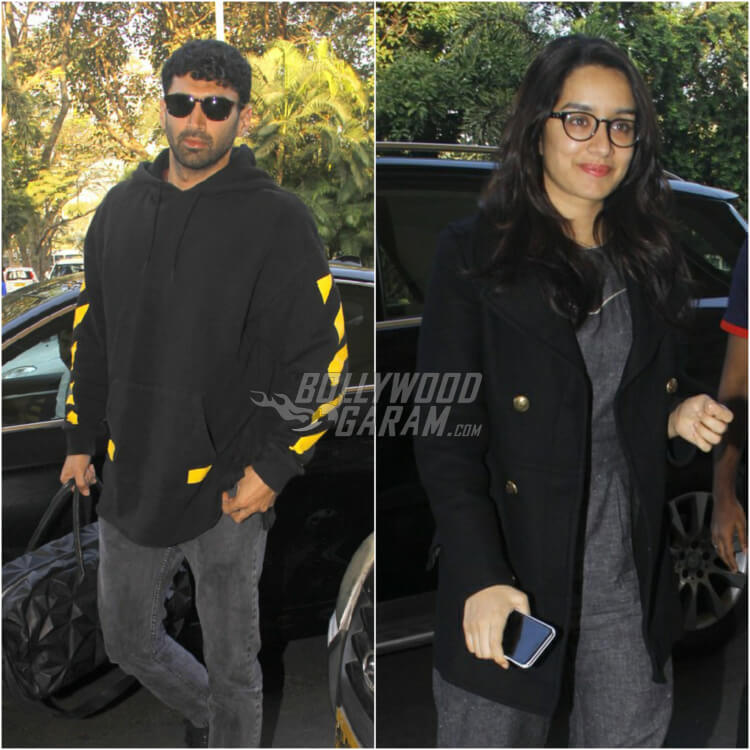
left=415, top=35, right=733, bottom=748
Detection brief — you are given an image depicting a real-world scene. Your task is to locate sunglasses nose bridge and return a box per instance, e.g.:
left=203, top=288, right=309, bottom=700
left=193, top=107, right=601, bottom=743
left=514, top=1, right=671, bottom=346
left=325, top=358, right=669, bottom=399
left=185, top=99, right=208, bottom=126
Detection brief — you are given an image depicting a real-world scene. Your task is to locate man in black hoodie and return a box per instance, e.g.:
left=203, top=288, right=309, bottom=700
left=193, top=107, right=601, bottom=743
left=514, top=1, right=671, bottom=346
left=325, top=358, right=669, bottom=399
left=59, top=39, right=347, bottom=747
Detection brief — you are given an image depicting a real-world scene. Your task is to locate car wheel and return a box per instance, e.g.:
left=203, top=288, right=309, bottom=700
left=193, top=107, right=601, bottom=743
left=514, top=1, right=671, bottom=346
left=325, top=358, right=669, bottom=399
left=669, top=491, right=747, bottom=648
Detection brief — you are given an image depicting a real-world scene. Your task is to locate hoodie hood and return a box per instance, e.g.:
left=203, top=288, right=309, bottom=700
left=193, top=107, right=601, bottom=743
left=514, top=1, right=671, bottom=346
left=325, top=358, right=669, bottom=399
left=133, top=143, right=272, bottom=194
left=131, top=145, right=278, bottom=278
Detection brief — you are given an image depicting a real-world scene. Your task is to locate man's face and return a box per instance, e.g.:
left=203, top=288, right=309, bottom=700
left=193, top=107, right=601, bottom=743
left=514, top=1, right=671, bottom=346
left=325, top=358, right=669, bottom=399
left=160, top=74, right=252, bottom=173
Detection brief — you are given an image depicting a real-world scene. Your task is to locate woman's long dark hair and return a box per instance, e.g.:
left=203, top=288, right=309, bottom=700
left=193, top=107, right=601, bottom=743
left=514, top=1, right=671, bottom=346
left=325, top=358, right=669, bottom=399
left=479, top=35, right=690, bottom=326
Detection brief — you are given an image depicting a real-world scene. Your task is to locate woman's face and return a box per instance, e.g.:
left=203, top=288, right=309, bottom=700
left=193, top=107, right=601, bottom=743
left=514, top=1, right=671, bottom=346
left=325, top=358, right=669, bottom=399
left=540, top=65, right=636, bottom=221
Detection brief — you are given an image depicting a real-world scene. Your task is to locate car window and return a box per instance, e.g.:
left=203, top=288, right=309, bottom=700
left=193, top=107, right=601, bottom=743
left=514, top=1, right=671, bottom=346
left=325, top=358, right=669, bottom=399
left=378, top=177, right=747, bottom=321
left=378, top=188, right=480, bottom=320
left=338, top=280, right=373, bottom=385
left=2, top=311, right=74, bottom=427
left=672, top=193, right=746, bottom=298
left=50, top=264, right=84, bottom=278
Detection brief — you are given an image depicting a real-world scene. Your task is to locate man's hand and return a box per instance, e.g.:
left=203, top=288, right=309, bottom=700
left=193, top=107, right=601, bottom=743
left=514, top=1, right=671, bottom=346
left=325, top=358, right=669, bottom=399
left=60, top=454, right=95, bottom=496
left=668, top=395, right=733, bottom=451
left=221, top=465, right=277, bottom=524
left=463, top=584, right=530, bottom=669
left=712, top=493, right=747, bottom=572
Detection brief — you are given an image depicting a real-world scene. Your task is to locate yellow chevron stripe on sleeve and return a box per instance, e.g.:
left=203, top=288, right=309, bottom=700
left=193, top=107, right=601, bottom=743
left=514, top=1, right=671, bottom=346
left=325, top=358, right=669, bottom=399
left=310, top=393, right=343, bottom=424
left=80, top=280, right=86, bottom=292
left=334, top=304, right=345, bottom=343
left=66, top=392, right=75, bottom=406
left=70, top=341, right=77, bottom=368
left=316, top=274, right=333, bottom=304
left=290, top=429, right=327, bottom=455
left=73, top=304, right=89, bottom=329
left=107, top=440, right=116, bottom=461
left=66, top=410, right=78, bottom=425
left=328, top=344, right=348, bottom=387
left=187, top=465, right=213, bottom=484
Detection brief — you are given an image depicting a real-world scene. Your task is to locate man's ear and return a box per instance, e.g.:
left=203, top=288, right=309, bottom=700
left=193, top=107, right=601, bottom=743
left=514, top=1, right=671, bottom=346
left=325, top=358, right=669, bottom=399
left=159, top=98, right=167, bottom=131
left=238, top=103, right=253, bottom=137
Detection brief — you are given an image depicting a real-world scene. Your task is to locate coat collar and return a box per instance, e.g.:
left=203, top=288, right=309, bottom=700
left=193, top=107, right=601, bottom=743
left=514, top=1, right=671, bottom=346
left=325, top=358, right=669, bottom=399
left=479, top=269, right=667, bottom=383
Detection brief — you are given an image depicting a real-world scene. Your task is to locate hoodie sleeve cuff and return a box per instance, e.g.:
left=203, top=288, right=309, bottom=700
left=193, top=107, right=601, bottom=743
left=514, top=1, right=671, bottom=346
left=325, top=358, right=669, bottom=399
left=64, top=426, right=98, bottom=457
left=252, top=445, right=303, bottom=495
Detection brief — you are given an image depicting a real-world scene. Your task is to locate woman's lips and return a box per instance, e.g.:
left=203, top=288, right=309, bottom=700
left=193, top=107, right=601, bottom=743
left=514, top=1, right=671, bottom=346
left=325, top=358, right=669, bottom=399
left=580, top=163, right=612, bottom=177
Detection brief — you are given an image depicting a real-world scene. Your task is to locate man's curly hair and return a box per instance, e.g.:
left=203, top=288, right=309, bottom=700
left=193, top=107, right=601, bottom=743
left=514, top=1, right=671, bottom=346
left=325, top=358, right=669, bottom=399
left=161, top=39, right=252, bottom=106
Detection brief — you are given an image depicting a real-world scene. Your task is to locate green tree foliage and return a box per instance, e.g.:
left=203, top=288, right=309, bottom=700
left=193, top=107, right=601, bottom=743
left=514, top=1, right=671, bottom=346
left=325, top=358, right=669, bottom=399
left=377, top=2, right=747, bottom=209
left=376, top=2, right=542, bottom=144
left=249, top=39, right=373, bottom=262
left=2, top=2, right=373, bottom=274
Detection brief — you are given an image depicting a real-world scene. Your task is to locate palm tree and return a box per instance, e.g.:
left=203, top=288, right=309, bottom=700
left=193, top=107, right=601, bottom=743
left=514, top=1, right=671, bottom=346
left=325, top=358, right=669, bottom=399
left=248, top=39, right=373, bottom=262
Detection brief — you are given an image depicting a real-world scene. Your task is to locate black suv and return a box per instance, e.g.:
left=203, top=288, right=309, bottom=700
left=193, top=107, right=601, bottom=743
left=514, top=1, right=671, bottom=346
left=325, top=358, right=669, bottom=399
left=376, top=143, right=748, bottom=655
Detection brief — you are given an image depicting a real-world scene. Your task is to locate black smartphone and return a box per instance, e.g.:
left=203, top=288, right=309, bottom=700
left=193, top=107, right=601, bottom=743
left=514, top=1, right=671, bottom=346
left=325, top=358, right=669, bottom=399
left=502, top=610, right=556, bottom=668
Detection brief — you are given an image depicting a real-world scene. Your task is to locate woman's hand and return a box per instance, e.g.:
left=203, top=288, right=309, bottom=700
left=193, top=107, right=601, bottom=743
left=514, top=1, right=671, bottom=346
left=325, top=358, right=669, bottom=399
left=668, top=395, right=733, bottom=451
left=463, top=584, right=530, bottom=669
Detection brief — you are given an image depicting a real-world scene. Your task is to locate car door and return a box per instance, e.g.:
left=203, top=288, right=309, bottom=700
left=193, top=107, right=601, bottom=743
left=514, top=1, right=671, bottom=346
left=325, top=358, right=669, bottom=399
left=2, top=303, right=106, bottom=562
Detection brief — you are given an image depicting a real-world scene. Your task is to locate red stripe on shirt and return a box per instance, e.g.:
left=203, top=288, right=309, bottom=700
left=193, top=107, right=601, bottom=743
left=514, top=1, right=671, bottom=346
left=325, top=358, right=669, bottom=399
left=721, top=319, right=749, bottom=338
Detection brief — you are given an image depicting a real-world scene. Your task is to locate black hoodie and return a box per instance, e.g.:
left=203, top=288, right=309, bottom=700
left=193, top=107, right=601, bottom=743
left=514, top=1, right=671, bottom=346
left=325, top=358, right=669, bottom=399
left=64, top=145, right=348, bottom=546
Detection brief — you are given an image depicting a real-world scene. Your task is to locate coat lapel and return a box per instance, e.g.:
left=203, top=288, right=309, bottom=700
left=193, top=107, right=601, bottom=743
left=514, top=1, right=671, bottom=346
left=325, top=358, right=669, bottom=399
left=479, top=271, right=667, bottom=382
left=620, top=276, right=667, bottom=389
left=479, top=276, right=585, bottom=372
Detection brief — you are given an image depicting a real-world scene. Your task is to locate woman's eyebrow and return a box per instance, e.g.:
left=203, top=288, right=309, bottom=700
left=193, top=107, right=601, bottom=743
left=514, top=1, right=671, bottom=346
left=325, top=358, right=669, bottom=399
left=558, top=101, right=590, bottom=111
left=558, top=101, right=637, bottom=116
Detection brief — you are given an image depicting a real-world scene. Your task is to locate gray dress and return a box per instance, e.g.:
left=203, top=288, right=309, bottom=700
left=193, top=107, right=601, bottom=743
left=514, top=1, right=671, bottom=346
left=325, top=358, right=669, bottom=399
left=574, top=247, right=640, bottom=618
left=434, top=250, right=673, bottom=748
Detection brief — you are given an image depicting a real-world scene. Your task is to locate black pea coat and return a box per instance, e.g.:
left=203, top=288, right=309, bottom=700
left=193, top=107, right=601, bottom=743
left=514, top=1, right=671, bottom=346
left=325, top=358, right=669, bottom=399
left=414, top=214, right=687, bottom=717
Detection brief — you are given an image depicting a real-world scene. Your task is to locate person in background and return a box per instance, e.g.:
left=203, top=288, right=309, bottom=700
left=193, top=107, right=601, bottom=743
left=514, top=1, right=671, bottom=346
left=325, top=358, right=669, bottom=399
left=712, top=239, right=748, bottom=572
left=711, top=238, right=747, bottom=750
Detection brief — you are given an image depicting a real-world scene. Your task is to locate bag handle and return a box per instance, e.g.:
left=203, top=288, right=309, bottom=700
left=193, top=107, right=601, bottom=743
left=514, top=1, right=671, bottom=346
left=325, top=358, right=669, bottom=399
left=26, top=479, right=102, bottom=579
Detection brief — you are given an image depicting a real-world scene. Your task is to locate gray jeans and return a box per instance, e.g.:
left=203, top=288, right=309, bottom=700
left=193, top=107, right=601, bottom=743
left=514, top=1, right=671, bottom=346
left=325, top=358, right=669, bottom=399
left=98, top=511, right=268, bottom=748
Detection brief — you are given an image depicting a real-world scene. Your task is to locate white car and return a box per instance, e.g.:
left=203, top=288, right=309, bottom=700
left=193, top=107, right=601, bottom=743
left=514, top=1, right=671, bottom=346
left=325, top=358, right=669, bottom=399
left=48, top=259, right=84, bottom=279
left=4, top=267, right=38, bottom=293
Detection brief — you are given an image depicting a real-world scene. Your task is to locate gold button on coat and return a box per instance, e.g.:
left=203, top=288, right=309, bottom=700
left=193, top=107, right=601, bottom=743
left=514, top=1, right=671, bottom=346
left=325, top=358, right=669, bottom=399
left=512, top=395, right=530, bottom=412
left=505, top=480, right=519, bottom=495
left=666, top=377, right=679, bottom=394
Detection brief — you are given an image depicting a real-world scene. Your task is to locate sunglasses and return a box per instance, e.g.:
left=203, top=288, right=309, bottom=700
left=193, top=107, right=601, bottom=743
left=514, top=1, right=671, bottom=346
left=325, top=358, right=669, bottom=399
left=164, top=93, right=238, bottom=121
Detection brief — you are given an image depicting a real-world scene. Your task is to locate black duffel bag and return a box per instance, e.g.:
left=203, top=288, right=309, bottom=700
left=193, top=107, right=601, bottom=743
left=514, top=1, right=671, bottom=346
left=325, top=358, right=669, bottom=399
left=2, top=479, right=193, bottom=717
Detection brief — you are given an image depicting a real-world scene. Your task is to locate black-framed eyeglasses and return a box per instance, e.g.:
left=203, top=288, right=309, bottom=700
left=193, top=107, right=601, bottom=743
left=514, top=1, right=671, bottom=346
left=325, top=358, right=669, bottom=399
left=549, top=111, right=639, bottom=148
left=164, top=93, right=238, bottom=121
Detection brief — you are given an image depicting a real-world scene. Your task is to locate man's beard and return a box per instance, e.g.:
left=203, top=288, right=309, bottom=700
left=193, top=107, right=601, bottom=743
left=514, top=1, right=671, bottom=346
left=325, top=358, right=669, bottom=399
left=166, top=126, right=236, bottom=171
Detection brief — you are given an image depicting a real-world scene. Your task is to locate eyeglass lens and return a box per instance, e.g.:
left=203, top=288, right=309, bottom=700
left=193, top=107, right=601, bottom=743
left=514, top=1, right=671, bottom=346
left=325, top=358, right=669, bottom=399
left=561, top=112, right=637, bottom=147
left=164, top=94, right=236, bottom=121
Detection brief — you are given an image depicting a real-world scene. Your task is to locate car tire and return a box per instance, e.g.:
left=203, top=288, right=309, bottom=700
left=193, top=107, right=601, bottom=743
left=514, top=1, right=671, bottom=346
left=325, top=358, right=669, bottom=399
left=669, top=490, right=747, bottom=650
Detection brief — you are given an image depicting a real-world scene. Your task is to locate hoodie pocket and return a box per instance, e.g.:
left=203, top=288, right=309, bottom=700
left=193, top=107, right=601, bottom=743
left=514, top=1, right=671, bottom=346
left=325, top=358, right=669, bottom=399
left=106, top=379, right=216, bottom=499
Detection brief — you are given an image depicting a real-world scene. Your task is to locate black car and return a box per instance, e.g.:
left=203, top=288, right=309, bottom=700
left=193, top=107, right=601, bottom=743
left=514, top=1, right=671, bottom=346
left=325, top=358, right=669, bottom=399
left=375, top=143, right=748, bottom=655
left=2, top=262, right=374, bottom=646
